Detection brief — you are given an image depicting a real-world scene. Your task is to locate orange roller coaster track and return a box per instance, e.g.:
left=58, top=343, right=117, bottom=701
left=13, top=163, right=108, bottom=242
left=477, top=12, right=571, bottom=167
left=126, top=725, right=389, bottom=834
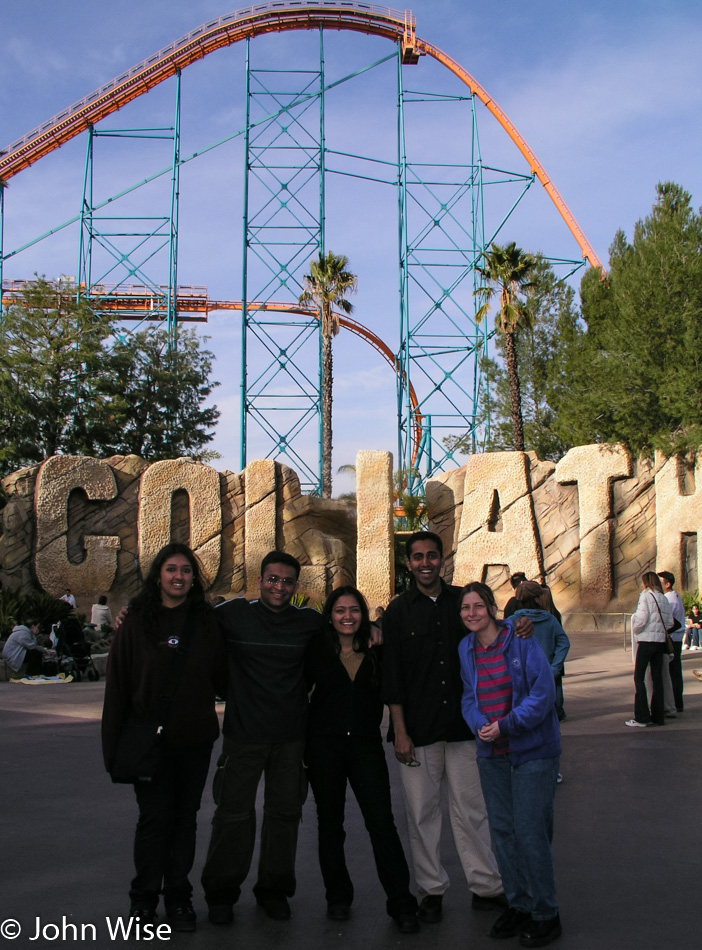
left=0, top=279, right=425, bottom=465
left=0, top=1, right=603, bottom=270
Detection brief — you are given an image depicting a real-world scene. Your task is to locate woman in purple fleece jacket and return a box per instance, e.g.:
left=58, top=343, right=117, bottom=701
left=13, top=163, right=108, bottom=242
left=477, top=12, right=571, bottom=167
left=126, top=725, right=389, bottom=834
left=458, top=582, right=562, bottom=949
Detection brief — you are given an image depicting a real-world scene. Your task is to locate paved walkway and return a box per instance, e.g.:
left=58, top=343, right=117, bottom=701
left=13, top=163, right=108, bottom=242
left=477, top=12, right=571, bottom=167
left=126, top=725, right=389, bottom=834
left=1, top=632, right=699, bottom=949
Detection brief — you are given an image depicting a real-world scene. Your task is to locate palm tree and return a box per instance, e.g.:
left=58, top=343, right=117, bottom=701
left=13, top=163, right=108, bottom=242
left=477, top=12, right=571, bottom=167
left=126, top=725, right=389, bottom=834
left=299, top=251, right=358, bottom=497
left=474, top=242, right=537, bottom=451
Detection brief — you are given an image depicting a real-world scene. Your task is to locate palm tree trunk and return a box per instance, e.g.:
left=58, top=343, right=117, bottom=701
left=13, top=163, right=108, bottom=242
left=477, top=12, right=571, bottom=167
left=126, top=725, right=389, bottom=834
left=321, top=329, right=333, bottom=498
left=504, top=330, right=525, bottom=451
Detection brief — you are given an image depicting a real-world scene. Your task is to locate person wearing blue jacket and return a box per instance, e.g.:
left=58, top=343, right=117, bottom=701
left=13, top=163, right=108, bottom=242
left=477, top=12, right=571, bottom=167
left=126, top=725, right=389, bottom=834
left=511, top=581, right=570, bottom=722
left=458, top=582, right=562, bottom=949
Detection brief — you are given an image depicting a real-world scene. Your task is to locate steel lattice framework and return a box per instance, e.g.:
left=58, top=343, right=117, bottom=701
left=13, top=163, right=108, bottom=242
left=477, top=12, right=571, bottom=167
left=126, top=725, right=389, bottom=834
left=0, top=2, right=602, bottom=494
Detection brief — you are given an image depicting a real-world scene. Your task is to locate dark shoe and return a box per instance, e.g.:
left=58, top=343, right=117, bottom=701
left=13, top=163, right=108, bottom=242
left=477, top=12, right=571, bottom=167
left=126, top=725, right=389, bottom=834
left=489, top=908, right=532, bottom=938
left=472, top=892, right=509, bottom=912
left=129, top=906, right=156, bottom=926
left=256, top=895, right=291, bottom=920
left=166, top=900, right=196, bottom=932
left=393, top=911, right=420, bottom=933
left=418, top=894, right=443, bottom=923
left=207, top=904, right=233, bottom=926
left=327, top=902, right=350, bottom=921
left=519, top=914, right=562, bottom=947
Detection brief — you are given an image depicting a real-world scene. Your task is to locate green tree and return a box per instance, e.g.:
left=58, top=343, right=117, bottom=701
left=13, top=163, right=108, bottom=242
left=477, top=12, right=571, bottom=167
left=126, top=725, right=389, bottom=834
left=560, top=182, right=702, bottom=456
left=0, top=280, right=220, bottom=474
left=474, top=242, right=538, bottom=451
left=0, top=278, right=114, bottom=472
left=299, top=252, right=358, bottom=498
left=97, top=328, right=220, bottom=460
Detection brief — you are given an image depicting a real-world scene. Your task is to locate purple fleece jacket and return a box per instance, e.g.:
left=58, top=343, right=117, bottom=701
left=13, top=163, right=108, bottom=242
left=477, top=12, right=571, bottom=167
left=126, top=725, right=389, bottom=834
left=458, top=621, right=561, bottom=766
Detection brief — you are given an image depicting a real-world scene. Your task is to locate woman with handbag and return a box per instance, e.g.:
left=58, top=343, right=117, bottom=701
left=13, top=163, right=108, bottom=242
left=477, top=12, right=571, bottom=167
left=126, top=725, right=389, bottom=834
left=627, top=572, right=674, bottom=728
left=102, top=543, right=226, bottom=930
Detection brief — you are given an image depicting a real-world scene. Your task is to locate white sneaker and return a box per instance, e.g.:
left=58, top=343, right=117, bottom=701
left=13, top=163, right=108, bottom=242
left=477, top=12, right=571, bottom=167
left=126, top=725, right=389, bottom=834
left=690, top=646, right=698, bottom=651
left=682, top=644, right=689, bottom=651
left=624, top=719, right=648, bottom=728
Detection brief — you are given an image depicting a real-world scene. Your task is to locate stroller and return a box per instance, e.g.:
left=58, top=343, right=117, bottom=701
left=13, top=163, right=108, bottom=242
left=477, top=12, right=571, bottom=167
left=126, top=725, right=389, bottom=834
left=52, top=617, right=101, bottom=682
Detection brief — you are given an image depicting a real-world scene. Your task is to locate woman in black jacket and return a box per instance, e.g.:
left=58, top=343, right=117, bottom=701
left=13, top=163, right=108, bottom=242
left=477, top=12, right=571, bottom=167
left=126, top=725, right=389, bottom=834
left=305, top=586, right=418, bottom=932
left=102, top=543, right=226, bottom=931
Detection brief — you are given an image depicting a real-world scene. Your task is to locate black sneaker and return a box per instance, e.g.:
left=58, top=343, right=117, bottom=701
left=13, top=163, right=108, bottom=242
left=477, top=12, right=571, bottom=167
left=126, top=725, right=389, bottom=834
left=489, top=908, right=532, bottom=938
left=166, top=900, right=197, bottom=932
left=207, top=904, right=234, bottom=926
left=256, top=895, right=291, bottom=920
left=472, top=892, right=509, bottom=912
left=418, top=895, right=443, bottom=923
left=129, top=905, right=156, bottom=926
left=519, top=914, right=562, bottom=947
left=327, top=902, right=351, bottom=920
left=393, top=911, right=420, bottom=933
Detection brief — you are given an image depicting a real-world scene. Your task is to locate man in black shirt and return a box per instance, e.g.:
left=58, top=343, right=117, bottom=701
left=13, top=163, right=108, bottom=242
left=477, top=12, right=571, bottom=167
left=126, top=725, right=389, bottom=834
left=383, top=532, right=522, bottom=923
left=201, top=551, right=322, bottom=924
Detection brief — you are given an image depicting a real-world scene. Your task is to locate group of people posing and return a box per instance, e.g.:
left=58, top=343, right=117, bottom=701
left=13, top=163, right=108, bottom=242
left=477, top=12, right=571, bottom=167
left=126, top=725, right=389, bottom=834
left=102, top=533, right=570, bottom=948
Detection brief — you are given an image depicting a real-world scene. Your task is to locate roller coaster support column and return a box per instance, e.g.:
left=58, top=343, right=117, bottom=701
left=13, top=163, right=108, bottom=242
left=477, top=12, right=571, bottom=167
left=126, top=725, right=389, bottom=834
left=239, top=30, right=326, bottom=494
left=76, top=72, right=182, bottom=347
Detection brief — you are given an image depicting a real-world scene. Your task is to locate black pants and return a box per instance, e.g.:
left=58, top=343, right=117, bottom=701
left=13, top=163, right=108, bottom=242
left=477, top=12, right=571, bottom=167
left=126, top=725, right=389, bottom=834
left=669, top=640, right=684, bottom=711
left=130, top=744, right=212, bottom=908
left=201, top=737, right=305, bottom=907
left=306, top=735, right=416, bottom=918
left=633, top=641, right=665, bottom=725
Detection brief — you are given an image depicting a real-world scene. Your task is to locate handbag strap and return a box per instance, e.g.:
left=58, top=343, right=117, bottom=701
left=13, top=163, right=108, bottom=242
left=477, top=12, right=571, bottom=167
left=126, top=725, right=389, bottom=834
left=649, top=593, right=673, bottom=634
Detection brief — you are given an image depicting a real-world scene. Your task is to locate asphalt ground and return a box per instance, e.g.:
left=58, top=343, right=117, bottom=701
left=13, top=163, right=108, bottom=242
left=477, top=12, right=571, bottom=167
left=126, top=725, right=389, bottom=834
left=1, top=632, right=700, bottom=950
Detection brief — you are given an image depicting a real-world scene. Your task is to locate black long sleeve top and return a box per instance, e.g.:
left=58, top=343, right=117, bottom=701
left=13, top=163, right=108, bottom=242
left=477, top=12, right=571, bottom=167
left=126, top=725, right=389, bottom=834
left=101, top=602, right=227, bottom=772
left=305, top=635, right=384, bottom=739
left=381, top=581, right=474, bottom=747
left=216, top=597, right=323, bottom=743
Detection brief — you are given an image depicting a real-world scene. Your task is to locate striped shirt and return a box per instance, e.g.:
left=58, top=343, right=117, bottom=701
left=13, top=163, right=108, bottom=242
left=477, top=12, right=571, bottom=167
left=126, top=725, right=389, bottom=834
left=475, top=626, right=512, bottom=755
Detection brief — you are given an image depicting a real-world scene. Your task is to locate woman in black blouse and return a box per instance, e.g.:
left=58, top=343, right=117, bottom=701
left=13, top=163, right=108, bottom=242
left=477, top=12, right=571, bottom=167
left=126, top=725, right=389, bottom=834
left=305, top=586, right=418, bottom=932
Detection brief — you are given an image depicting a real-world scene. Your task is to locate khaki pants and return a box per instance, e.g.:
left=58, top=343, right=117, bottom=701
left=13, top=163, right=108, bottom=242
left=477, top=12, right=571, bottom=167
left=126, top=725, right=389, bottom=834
left=397, top=740, right=502, bottom=899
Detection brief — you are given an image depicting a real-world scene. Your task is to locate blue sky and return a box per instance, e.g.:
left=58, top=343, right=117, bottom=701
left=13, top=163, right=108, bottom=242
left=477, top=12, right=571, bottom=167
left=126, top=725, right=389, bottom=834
left=2, top=1, right=701, bottom=490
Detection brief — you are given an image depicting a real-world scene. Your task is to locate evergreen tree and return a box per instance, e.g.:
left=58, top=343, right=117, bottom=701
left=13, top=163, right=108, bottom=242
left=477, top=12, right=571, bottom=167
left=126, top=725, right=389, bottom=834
left=0, top=279, right=220, bottom=474
left=95, top=328, right=220, bottom=460
left=561, top=182, right=702, bottom=455
left=0, top=278, right=114, bottom=472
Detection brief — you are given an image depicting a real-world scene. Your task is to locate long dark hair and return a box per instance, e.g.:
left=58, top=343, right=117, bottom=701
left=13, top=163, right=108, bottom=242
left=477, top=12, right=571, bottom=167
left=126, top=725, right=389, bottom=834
left=130, top=542, right=209, bottom=623
left=321, top=586, right=379, bottom=684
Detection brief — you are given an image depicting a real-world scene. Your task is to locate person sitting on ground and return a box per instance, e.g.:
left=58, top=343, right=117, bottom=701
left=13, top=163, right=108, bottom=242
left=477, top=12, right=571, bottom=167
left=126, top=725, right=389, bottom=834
left=683, top=603, right=702, bottom=651
left=3, top=618, right=47, bottom=676
left=60, top=588, right=76, bottom=608
left=91, top=595, right=113, bottom=628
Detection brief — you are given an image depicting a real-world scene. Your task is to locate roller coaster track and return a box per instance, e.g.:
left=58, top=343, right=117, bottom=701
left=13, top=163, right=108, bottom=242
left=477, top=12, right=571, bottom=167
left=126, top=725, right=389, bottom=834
left=0, top=1, right=603, bottom=270
left=0, top=279, right=425, bottom=464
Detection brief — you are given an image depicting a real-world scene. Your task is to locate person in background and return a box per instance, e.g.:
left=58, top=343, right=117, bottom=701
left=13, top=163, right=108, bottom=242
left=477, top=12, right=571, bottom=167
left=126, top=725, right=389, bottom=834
left=627, top=572, right=673, bottom=728
left=511, top=581, right=570, bottom=723
left=2, top=618, right=47, bottom=676
left=657, top=572, right=685, bottom=713
left=458, top=582, right=562, bottom=948
left=91, top=595, right=113, bottom=628
left=683, top=603, right=702, bottom=651
left=61, top=588, right=76, bottom=608
left=305, top=586, right=419, bottom=933
left=502, top=573, right=527, bottom=619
